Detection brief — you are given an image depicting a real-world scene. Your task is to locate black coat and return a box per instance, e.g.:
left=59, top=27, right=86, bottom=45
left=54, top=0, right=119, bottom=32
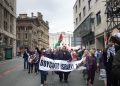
left=23, top=51, right=29, bottom=59
left=55, top=50, right=72, bottom=61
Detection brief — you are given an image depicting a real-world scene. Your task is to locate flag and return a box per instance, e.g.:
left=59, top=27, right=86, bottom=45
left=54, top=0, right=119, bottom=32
left=55, top=33, right=63, bottom=48
left=104, top=31, right=108, bottom=48
left=59, top=34, right=63, bottom=42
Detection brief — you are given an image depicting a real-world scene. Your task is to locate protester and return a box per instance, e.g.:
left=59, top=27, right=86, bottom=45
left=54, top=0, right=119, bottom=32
left=39, top=48, right=48, bottom=86
left=78, top=48, right=85, bottom=60
left=95, top=49, right=101, bottom=67
left=70, top=49, right=78, bottom=61
left=105, top=43, right=115, bottom=86
left=109, top=28, right=120, bottom=86
left=86, top=49, right=97, bottom=86
left=82, top=49, right=89, bottom=80
left=34, top=47, right=41, bottom=74
left=23, top=48, right=29, bottom=69
left=55, top=46, right=72, bottom=83
left=46, top=48, right=54, bottom=59
left=28, top=52, right=34, bottom=74
left=98, top=48, right=107, bottom=86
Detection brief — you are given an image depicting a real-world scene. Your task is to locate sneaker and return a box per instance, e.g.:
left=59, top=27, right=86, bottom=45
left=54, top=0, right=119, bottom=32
left=40, top=84, right=43, bottom=86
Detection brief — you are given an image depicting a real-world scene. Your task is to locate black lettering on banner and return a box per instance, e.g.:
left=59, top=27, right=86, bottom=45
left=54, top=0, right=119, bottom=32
left=43, top=60, right=47, bottom=67
left=41, top=60, right=59, bottom=69
left=61, top=64, right=74, bottom=70
left=40, top=60, right=44, bottom=66
left=46, top=61, right=49, bottom=67
left=49, top=62, right=53, bottom=68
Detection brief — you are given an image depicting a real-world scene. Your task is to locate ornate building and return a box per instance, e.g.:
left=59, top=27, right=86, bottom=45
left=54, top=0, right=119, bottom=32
left=16, top=12, right=49, bottom=52
left=0, top=0, right=16, bottom=60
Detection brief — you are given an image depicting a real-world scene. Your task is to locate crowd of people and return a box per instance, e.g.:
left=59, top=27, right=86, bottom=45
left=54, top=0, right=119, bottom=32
left=22, top=29, right=120, bottom=86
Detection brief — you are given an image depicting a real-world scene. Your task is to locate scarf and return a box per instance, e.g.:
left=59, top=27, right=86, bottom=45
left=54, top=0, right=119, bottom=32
left=107, top=46, right=115, bottom=62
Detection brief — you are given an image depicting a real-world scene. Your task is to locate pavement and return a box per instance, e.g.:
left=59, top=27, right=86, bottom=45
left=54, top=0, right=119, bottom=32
left=0, top=57, right=104, bottom=86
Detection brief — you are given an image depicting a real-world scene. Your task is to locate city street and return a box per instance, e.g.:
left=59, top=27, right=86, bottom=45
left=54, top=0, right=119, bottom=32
left=0, top=58, right=104, bottom=86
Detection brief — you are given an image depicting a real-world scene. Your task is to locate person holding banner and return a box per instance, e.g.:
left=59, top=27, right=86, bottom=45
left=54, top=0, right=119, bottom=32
left=39, top=48, right=48, bottom=86
left=55, top=46, right=72, bottom=83
left=34, top=47, right=41, bottom=74
left=70, top=49, right=78, bottom=61
left=28, top=52, right=34, bottom=74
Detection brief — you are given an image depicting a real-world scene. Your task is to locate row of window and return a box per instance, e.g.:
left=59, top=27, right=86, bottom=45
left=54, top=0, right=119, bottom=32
left=3, top=36, right=13, bottom=45
left=75, top=11, right=101, bottom=26
left=75, top=0, right=92, bottom=13
left=2, top=8, right=14, bottom=33
left=17, top=26, right=32, bottom=31
left=17, top=33, right=28, bottom=39
left=75, top=0, right=100, bottom=26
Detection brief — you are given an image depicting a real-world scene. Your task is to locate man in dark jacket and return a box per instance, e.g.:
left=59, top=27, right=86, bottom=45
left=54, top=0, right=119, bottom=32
left=55, top=46, right=72, bottom=83
left=108, top=29, right=120, bottom=86
left=23, top=48, right=29, bottom=69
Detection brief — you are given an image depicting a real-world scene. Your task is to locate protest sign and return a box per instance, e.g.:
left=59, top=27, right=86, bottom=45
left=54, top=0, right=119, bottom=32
left=39, top=56, right=86, bottom=72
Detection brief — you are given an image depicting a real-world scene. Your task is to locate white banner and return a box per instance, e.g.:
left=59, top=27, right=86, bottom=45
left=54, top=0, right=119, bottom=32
left=39, top=56, right=86, bottom=72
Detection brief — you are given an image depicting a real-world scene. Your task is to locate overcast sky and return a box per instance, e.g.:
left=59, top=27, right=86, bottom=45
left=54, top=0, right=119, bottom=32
left=17, top=0, right=76, bottom=33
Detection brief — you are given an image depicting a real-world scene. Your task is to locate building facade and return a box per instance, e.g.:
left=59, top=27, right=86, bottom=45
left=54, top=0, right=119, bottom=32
left=49, top=32, right=72, bottom=49
left=16, top=12, right=49, bottom=52
left=0, top=0, right=16, bottom=60
left=73, top=0, right=107, bottom=49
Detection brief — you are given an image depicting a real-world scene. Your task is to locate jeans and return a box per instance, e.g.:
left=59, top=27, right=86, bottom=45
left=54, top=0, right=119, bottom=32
left=34, top=62, right=39, bottom=73
left=40, top=70, right=48, bottom=84
left=24, top=58, right=28, bottom=69
left=28, top=63, right=33, bottom=73
left=59, top=72, right=70, bottom=82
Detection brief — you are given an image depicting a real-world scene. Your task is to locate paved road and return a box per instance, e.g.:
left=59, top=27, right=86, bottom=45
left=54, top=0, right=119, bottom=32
left=0, top=58, right=104, bottom=86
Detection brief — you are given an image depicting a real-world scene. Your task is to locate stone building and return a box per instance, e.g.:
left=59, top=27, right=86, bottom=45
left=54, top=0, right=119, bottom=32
left=16, top=12, right=49, bottom=52
left=0, top=0, right=16, bottom=60
left=73, top=0, right=108, bottom=49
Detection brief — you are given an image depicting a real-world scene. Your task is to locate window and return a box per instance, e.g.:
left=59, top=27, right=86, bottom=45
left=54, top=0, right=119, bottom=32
left=4, top=36, right=8, bottom=45
left=17, top=33, right=20, bottom=39
left=79, top=13, right=81, bottom=21
left=18, top=27, right=20, bottom=31
left=10, top=25, right=13, bottom=33
left=4, top=8, right=8, bottom=18
left=17, top=41, right=20, bottom=47
left=83, top=7, right=86, bottom=17
left=88, top=0, right=91, bottom=10
left=75, top=5, right=77, bottom=13
left=25, top=33, right=28, bottom=39
left=0, top=5, right=2, bottom=28
left=76, top=18, right=78, bottom=25
left=79, top=0, right=81, bottom=7
left=10, top=38, right=13, bottom=45
left=96, top=11, right=101, bottom=25
left=4, top=21, right=8, bottom=31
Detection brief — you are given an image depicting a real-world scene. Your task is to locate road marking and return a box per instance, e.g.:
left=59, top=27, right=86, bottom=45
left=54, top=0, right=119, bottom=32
left=0, top=64, right=20, bottom=78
